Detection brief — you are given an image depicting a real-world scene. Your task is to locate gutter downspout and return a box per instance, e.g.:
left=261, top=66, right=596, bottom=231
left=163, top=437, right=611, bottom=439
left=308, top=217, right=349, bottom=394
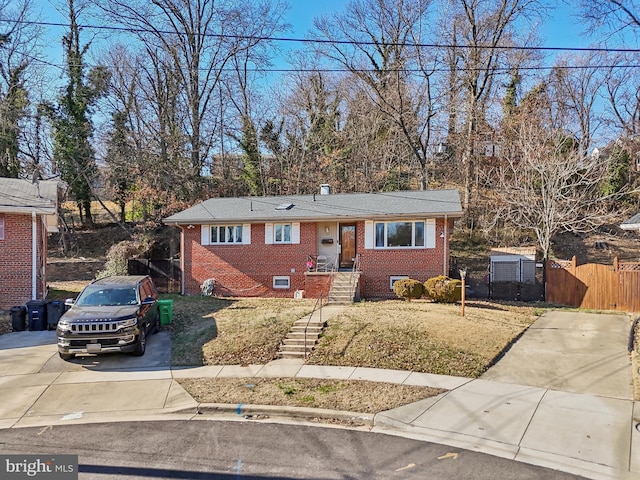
left=179, top=225, right=185, bottom=295
left=443, top=215, right=448, bottom=276
left=32, top=211, right=37, bottom=299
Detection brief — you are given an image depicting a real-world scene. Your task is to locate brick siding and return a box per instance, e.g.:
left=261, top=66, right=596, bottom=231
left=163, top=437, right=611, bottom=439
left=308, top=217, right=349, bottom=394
left=181, top=218, right=451, bottom=299
left=184, top=223, right=316, bottom=298
left=356, top=219, right=449, bottom=299
left=0, top=213, right=47, bottom=311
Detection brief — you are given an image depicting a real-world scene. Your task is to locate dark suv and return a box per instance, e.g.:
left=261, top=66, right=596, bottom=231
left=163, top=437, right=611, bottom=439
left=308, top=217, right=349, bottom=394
left=56, top=275, right=160, bottom=360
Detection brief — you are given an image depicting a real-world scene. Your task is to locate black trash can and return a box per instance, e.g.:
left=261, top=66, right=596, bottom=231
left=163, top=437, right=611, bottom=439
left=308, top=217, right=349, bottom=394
left=26, top=300, right=47, bottom=331
left=10, top=306, right=27, bottom=332
left=47, top=300, right=65, bottom=330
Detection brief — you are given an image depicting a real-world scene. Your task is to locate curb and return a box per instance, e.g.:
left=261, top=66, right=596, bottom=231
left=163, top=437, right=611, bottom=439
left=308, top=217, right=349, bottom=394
left=172, top=403, right=376, bottom=427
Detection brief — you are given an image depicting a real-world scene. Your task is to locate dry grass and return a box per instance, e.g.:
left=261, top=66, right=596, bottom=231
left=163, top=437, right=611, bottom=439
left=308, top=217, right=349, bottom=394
left=308, top=299, right=538, bottom=377
left=170, top=295, right=315, bottom=366
left=178, top=377, right=445, bottom=414
left=172, top=296, right=540, bottom=409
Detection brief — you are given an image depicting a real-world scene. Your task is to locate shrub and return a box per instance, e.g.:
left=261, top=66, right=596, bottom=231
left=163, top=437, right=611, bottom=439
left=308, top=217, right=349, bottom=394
left=393, top=278, right=424, bottom=301
left=96, top=234, right=152, bottom=279
left=424, top=276, right=461, bottom=303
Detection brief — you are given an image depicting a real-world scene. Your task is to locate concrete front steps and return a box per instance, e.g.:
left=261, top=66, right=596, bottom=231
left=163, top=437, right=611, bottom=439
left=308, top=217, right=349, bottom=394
left=276, top=317, right=326, bottom=359
left=326, top=271, right=360, bottom=304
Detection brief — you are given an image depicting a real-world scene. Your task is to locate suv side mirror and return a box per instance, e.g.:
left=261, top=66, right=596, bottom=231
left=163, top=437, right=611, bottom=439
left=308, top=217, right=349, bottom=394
left=141, top=296, right=156, bottom=305
left=64, top=298, right=75, bottom=306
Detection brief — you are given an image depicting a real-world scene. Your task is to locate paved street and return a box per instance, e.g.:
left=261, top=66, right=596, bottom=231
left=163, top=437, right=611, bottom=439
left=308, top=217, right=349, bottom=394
left=0, top=421, right=587, bottom=480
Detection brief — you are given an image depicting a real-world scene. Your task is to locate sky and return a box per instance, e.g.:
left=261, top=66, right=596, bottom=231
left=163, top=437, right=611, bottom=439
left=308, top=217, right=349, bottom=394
left=38, top=0, right=591, bottom=67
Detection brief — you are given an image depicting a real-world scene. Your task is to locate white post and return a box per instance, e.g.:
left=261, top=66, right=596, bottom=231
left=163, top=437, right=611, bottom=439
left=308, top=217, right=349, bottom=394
left=32, top=211, right=37, bottom=299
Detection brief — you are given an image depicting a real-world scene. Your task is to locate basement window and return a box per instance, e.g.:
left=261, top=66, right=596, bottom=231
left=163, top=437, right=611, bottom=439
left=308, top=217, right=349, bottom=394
left=273, top=276, right=291, bottom=289
left=389, top=276, right=409, bottom=291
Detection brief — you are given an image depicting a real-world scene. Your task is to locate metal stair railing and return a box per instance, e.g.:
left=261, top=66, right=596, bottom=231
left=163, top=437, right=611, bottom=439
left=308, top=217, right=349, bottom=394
left=348, top=254, right=361, bottom=300
left=303, top=293, right=323, bottom=360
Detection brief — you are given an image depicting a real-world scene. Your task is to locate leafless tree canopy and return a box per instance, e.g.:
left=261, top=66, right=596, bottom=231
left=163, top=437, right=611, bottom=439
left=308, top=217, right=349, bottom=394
left=2, top=0, right=640, bottom=254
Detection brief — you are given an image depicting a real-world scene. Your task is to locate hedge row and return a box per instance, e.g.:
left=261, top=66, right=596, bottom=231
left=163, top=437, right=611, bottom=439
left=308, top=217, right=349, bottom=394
left=393, top=276, right=462, bottom=303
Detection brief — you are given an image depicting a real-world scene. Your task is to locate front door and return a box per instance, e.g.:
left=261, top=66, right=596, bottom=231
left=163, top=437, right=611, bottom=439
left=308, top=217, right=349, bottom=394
left=339, top=224, right=356, bottom=268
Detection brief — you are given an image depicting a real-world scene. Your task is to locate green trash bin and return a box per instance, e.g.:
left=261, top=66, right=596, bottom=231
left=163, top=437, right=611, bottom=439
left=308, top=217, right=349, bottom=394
left=158, top=299, right=174, bottom=325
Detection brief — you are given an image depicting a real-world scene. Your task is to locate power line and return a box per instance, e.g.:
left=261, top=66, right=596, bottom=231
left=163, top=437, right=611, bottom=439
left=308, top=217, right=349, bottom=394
left=2, top=18, right=640, bottom=54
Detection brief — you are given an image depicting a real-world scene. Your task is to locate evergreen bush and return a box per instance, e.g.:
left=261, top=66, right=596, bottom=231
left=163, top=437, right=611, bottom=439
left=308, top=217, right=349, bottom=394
left=393, top=278, right=424, bottom=301
left=424, top=275, right=461, bottom=303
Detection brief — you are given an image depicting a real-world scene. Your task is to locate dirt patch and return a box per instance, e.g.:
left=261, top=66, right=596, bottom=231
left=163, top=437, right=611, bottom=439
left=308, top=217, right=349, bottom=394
left=551, top=229, right=640, bottom=263
left=177, top=377, right=445, bottom=413
left=47, top=260, right=104, bottom=282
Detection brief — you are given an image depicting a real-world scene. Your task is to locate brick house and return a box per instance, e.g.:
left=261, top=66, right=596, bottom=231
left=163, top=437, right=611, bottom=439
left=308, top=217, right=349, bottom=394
left=0, top=178, right=62, bottom=311
left=163, top=187, right=463, bottom=300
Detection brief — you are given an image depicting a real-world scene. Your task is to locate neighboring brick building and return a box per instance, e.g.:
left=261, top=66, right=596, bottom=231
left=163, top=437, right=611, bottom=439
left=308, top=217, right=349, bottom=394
left=0, top=178, right=62, bottom=311
left=163, top=187, right=463, bottom=300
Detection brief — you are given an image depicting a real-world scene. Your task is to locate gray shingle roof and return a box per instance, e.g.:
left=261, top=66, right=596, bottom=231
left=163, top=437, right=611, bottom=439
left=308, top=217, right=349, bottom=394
left=0, top=178, right=60, bottom=214
left=621, top=213, right=640, bottom=230
left=163, top=189, right=463, bottom=224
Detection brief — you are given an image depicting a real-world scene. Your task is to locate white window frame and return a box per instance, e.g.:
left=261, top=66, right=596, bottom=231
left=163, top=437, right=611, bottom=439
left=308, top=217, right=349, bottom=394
left=201, top=224, right=251, bottom=245
left=0, top=214, right=4, bottom=240
left=374, top=220, right=425, bottom=248
left=211, top=224, right=243, bottom=244
left=274, top=223, right=291, bottom=243
left=365, top=219, right=435, bottom=249
left=273, top=276, right=291, bottom=289
left=265, top=222, right=300, bottom=244
left=389, top=275, right=409, bottom=291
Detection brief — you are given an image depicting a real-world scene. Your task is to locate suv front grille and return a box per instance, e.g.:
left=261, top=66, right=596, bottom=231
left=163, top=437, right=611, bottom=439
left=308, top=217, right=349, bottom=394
left=71, top=322, right=120, bottom=332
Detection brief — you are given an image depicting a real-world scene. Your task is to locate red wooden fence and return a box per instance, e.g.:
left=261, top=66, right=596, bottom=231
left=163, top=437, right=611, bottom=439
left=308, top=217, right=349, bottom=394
left=546, top=257, right=640, bottom=312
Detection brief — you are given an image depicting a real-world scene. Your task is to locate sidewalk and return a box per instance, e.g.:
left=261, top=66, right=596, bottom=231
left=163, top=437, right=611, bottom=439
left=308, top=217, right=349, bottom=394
left=0, top=316, right=637, bottom=480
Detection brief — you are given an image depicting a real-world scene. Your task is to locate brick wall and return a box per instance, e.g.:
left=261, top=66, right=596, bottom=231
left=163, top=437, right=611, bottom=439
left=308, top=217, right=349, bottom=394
left=355, top=219, right=449, bottom=298
left=181, top=218, right=452, bottom=300
left=303, top=273, right=332, bottom=299
left=183, top=223, right=317, bottom=298
left=0, top=213, right=46, bottom=311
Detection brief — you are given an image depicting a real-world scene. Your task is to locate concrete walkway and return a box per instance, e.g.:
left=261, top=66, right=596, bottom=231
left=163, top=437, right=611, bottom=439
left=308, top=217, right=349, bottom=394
left=0, top=312, right=637, bottom=480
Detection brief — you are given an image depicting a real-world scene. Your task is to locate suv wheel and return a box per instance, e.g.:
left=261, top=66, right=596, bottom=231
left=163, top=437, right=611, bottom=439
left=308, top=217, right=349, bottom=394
left=133, top=328, right=146, bottom=356
left=59, top=352, right=75, bottom=361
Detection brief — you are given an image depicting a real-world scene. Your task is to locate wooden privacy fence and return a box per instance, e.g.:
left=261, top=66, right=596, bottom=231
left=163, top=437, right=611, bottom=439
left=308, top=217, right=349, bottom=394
left=546, top=256, right=640, bottom=312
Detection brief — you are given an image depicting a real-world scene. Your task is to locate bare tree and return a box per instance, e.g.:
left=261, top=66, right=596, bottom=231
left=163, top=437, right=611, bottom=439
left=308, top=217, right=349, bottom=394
left=95, top=0, right=289, bottom=178
left=579, top=0, right=640, bottom=43
left=312, top=0, right=437, bottom=190
left=443, top=0, right=547, bottom=209
left=488, top=85, right=615, bottom=259
left=268, top=70, right=346, bottom=194
left=547, top=53, right=606, bottom=157
left=0, top=0, right=42, bottom=177
left=602, top=53, right=640, bottom=138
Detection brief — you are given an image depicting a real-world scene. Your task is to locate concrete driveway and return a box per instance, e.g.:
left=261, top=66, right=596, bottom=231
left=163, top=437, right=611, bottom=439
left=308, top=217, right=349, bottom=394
left=482, top=311, right=634, bottom=400
left=0, top=329, right=197, bottom=429
left=0, top=329, right=172, bottom=374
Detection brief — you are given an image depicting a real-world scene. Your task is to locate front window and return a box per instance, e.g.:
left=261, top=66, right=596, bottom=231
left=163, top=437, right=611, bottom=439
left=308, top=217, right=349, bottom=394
left=375, top=221, right=425, bottom=248
left=211, top=225, right=243, bottom=243
left=0, top=214, right=4, bottom=240
left=274, top=223, right=291, bottom=243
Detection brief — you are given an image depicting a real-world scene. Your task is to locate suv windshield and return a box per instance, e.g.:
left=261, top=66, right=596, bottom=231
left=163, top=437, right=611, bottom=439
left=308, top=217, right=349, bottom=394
left=75, top=286, right=139, bottom=307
